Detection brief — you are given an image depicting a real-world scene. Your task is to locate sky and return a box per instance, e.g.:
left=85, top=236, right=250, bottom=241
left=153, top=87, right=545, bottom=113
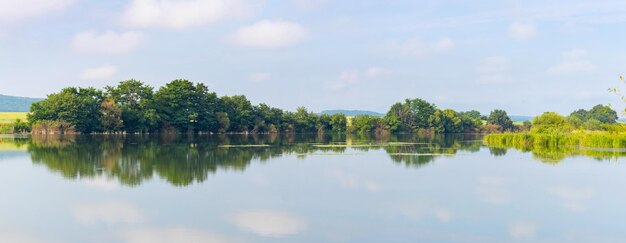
left=1, top=0, right=625, bottom=116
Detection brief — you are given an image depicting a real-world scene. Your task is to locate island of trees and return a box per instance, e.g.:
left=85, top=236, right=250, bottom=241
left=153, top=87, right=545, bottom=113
left=16, top=79, right=520, bottom=135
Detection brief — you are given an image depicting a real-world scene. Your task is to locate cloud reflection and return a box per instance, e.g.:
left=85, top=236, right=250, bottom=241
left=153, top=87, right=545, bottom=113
left=121, top=228, right=226, bottom=243
left=549, top=186, right=593, bottom=212
left=475, top=176, right=511, bottom=204
left=0, top=231, right=51, bottom=243
left=509, top=221, right=537, bottom=239
left=326, top=169, right=383, bottom=193
left=72, top=202, right=143, bottom=225
left=231, top=210, right=306, bottom=237
left=82, top=175, right=119, bottom=190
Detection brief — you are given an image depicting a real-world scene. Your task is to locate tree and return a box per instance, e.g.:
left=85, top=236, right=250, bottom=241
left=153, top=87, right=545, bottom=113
left=29, top=87, right=104, bottom=133
left=105, top=80, right=155, bottom=133
left=431, top=109, right=463, bottom=133
left=221, top=95, right=254, bottom=132
left=384, top=98, right=436, bottom=132
left=487, top=109, right=513, bottom=132
left=588, top=104, right=617, bottom=124
left=329, top=113, right=347, bottom=133
left=293, top=107, right=318, bottom=133
left=532, top=112, right=570, bottom=133
left=101, top=98, right=123, bottom=132
left=569, top=109, right=589, bottom=122
left=384, top=102, right=408, bottom=132
left=459, top=110, right=482, bottom=120
left=215, top=112, right=230, bottom=133
left=350, top=115, right=383, bottom=133
left=406, top=98, right=437, bottom=129
left=153, top=80, right=219, bottom=133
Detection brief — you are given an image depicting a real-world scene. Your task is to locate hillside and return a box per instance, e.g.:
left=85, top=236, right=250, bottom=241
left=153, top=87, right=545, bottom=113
left=510, top=115, right=533, bottom=122
left=320, top=110, right=385, bottom=117
left=0, top=94, right=41, bottom=112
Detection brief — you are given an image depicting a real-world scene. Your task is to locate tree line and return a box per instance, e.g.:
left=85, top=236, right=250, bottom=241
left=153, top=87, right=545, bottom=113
left=26, top=79, right=518, bottom=134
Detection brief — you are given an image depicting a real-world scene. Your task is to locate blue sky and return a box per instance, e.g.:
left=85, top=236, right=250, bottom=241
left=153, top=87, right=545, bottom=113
left=1, top=0, right=625, bottom=116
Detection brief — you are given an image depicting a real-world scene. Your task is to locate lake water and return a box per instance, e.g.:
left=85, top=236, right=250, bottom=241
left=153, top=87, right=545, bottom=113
left=2, top=134, right=626, bottom=243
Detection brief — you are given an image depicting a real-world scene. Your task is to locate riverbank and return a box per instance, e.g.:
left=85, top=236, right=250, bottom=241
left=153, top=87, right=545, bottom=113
left=484, top=131, right=626, bottom=148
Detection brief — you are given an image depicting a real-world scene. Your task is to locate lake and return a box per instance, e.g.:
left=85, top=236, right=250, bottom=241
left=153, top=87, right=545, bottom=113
left=1, top=134, right=626, bottom=243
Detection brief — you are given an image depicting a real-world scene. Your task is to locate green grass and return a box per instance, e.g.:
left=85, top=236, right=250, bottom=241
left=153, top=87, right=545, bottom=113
left=484, top=131, right=626, bottom=149
left=0, top=112, right=28, bottom=124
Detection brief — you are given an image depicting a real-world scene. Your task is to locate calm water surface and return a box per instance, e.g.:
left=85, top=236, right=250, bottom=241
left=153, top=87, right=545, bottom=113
left=1, top=134, right=626, bottom=243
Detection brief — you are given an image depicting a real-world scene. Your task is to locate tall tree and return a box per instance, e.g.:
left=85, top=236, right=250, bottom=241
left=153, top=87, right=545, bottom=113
left=100, top=98, right=123, bottom=132
left=487, top=109, right=514, bottom=132
left=105, top=80, right=155, bottom=132
left=153, top=80, right=218, bottom=132
left=29, top=87, right=104, bottom=133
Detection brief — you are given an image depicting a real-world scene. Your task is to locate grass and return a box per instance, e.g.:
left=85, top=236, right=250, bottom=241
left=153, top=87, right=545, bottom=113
left=0, top=112, right=28, bottom=124
left=484, top=131, right=626, bottom=149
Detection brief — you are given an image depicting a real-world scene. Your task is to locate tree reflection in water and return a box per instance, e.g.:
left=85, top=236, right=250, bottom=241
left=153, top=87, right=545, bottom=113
left=3, top=134, right=483, bottom=187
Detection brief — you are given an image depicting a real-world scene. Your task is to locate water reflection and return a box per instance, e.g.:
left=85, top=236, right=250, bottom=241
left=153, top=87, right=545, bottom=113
left=0, top=134, right=481, bottom=187
left=487, top=141, right=626, bottom=163
left=231, top=210, right=307, bottom=237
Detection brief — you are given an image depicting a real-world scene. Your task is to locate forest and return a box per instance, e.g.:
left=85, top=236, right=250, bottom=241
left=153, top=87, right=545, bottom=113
left=22, top=79, right=517, bottom=134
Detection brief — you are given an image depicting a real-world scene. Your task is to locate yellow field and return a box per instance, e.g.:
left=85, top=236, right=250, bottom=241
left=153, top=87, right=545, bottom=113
left=0, top=112, right=28, bottom=124
left=0, top=142, right=27, bottom=151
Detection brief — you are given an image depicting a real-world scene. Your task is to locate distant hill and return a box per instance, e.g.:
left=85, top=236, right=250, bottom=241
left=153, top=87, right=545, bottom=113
left=0, top=94, right=41, bottom=112
left=320, top=110, right=384, bottom=117
left=510, top=115, right=533, bottom=122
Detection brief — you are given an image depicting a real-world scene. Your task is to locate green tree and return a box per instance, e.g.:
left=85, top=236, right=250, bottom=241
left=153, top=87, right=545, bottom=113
left=29, top=87, right=104, bottom=133
left=588, top=104, right=618, bottom=124
left=459, top=110, right=482, bottom=120
left=221, top=95, right=254, bottom=132
left=329, top=113, right=347, bottom=133
left=487, top=109, right=513, bottom=132
left=350, top=115, right=383, bottom=133
left=105, top=80, right=155, bottom=132
left=101, top=98, right=123, bottom=132
left=431, top=109, right=463, bottom=133
left=384, top=98, right=436, bottom=132
left=153, top=80, right=219, bottom=133
left=532, top=112, right=571, bottom=133
left=293, top=107, right=318, bottom=133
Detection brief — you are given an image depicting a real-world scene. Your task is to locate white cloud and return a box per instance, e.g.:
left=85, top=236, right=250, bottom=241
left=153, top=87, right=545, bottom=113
left=290, top=0, right=327, bottom=10
left=249, top=72, right=270, bottom=83
left=383, top=37, right=454, bottom=58
left=71, top=30, right=145, bottom=54
left=0, top=0, right=73, bottom=23
left=548, top=49, right=596, bottom=75
left=326, top=69, right=360, bottom=91
left=549, top=186, right=593, bottom=212
left=0, top=230, right=51, bottom=243
left=122, top=0, right=252, bottom=29
left=80, top=64, right=118, bottom=81
left=231, top=210, right=306, bottom=237
left=509, top=221, right=537, bottom=239
left=435, top=37, right=455, bottom=51
left=72, top=202, right=143, bottom=225
left=122, top=228, right=226, bottom=243
left=476, top=56, right=512, bottom=84
left=434, top=209, right=453, bottom=223
left=364, top=67, right=388, bottom=77
left=326, top=67, right=390, bottom=91
left=509, top=22, right=537, bottom=41
left=229, top=20, right=308, bottom=48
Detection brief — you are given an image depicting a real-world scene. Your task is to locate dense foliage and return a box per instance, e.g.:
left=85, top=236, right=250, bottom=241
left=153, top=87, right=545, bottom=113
left=27, top=79, right=508, bottom=134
